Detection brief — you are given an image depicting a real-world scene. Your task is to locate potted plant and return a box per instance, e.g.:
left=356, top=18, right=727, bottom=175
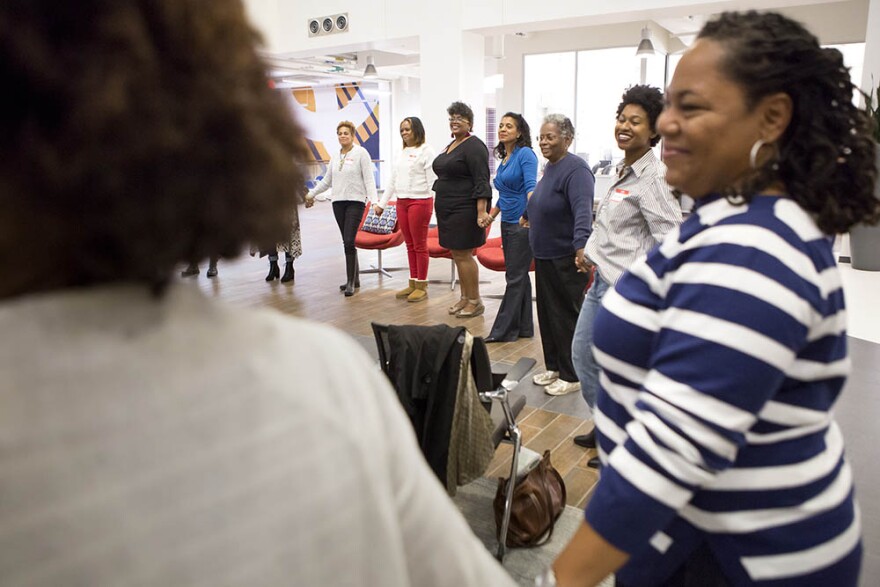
left=849, top=78, right=880, bottom=271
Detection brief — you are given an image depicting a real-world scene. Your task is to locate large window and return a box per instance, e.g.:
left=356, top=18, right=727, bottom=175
left=523, top=52, right=576, bottom=149
left=524, top=48, right=666, bottom=171
left=523, top=41, right=866, bottom=173
left=574, top=48, right=665, bottom=170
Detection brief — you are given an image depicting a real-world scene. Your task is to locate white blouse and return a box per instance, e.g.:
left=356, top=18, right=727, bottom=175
left=377, top=143, right=437, bottom=208
left=307, top=144, right=378, bottom=204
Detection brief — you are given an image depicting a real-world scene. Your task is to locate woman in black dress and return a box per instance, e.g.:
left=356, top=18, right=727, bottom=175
left=432, top=102, right=491, bottom=317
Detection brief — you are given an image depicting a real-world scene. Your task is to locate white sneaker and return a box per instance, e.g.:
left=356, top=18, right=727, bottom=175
left=545, top=379, right=581, bottom=396
left=532, top=370, right=559, bottom=386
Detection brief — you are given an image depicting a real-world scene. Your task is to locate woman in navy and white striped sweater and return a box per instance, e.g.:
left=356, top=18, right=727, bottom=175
left=548, top=11, right=878, bottom=587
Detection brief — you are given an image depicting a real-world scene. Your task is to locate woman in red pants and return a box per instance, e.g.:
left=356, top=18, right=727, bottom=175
left=374, top=117, right=436, bottom=302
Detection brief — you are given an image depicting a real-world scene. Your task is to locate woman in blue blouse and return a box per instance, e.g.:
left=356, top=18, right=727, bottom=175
left=484, top=113, right=538, bottom=343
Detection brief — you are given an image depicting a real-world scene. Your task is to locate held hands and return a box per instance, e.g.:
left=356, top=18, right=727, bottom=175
left=304, top=195, right=315, bottom=209
left=519, top=217, right=530, bottom=228
left=477, top=212, right=493, bottom=228
left=575, top=249, right=592, bottom=273
left=372, top=204, right=384, bottom=216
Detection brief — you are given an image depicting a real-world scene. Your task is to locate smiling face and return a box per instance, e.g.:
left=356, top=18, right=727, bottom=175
left=657, top=39, right=765, bottom=198
left=337, top=126, right=354, bottom=150
left=615, top=104, right=655, bottom=161
left=538, top=122, right=571, bottom=163
left=400, top=120, right=414, bottom=147
left=448, top=114, right=470, bottom=138
left=498, top=116, right=520, bottom=149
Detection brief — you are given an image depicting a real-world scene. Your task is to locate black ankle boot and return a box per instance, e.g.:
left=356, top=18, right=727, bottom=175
left=280, top=261, right=295, bottom=283
left=206, top=259, right=218, bottom=278
left=265, top=259, right=280, bottom=282
left=180, top=262, right=199, bottom=277
left=339, top=255, right=360, bottom=291
left=343, top=253, right=357, bottom=296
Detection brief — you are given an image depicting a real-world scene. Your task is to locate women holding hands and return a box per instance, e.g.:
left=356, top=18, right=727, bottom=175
left=375, top=117, right=436, bottom=303
left=550, top=11, right=875, bottom=586
left=527, top=114, right=594, bottom=397
left=305, top=120, right=377, bottom=296
left=485, top=113, right=538, bottom=342
left=570, top=85, right=681, bottom=457
left=433, top=101, right=492, bottom=318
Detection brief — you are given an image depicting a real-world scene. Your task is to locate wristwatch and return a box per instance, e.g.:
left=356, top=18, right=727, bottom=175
left=534, top=567, right=557, bottom=587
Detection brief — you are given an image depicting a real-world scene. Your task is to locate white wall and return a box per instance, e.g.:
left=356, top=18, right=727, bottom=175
left=861, top=0, right=880, bottom=97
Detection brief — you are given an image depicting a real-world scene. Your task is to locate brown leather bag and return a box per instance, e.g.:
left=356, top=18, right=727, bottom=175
left=493, top=449, right=567, bottom=547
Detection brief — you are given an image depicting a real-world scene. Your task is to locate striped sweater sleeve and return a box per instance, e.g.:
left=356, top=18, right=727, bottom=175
left=584, top=201, right=846, bottom=555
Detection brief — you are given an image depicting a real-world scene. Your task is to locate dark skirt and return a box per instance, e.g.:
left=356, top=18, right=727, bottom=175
left=435, top=194, right=485, bottom=250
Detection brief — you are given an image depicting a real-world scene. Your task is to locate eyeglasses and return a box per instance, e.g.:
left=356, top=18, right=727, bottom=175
left=448, top=116, right=467, bottom=124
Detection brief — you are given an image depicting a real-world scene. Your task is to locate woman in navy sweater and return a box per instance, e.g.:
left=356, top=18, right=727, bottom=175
left=484, top=113, right=538, bottom=343
left=549, top=11, right=877, bottom=587
left=526, top=114, right=594, bottom=397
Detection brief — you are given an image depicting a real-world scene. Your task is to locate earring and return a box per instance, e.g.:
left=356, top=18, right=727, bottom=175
left=749, top=139, right=766, bottom=170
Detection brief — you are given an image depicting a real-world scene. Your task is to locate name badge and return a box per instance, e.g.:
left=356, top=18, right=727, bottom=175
left=610, top=188, right=629, bottom=203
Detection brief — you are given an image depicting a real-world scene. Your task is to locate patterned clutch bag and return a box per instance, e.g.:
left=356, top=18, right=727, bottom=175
left=361, top=205, right=397, bottom=234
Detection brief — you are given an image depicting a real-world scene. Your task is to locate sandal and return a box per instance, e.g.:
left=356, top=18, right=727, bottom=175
left=456, top=299, right=485, bottom=318
left=448, top=297, right=468, bottom=315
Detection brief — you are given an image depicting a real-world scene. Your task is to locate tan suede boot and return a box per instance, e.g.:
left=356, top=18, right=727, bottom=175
left=407, top=280, right=428, bottom=303
left=396, top=278, right=416, bottom=298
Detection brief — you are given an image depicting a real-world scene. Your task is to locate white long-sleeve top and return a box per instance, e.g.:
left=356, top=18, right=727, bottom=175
left=377, top=143, right=437, bottom=208
left=308, top=144, right=378, bottom=204
left=0, top=284, right=517, bottom=587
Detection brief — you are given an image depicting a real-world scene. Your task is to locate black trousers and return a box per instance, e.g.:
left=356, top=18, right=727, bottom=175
left=535, top=256, right=589, bottom=382
left=332, top=200, right=366, bottom=255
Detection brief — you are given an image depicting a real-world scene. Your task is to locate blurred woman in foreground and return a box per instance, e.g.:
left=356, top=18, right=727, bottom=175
left=548, top=10, right=877, bottom=587
left=0, top=2, right=516, bottom=586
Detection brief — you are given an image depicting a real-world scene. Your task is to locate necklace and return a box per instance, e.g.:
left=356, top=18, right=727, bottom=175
left=338, top=149, right=351, bottom=171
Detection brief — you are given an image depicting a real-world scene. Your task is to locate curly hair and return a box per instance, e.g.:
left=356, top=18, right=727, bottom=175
left=401, top=117, right=426, bottom=148
left=494, top=112, right=533, bottom=160
left=337, top=120, right=357, bottom=137
left=698, top=11, right=878, bottom=234
left=0, top=0, right=308, bottom=298
left=542, top=114, right=575, bottom=141
left=616, top=85, right=663, bottom=147
left=447, top=101, right=474, bottom=128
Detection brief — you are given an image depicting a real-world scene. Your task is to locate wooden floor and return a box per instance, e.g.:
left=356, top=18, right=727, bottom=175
left=185, top=201, right=599, bottom=506
left=182, top=203, right=880, bottom=578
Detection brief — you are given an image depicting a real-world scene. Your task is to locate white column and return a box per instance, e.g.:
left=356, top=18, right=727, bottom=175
left=860, top=0, right=880, bottom=100
left=418, top=11, right=486, bottom=154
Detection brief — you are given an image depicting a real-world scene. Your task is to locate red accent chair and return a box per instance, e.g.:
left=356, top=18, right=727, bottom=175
left=355, top=202, right=406, bottom=278
left=426, top=226, right=457, bottom=290
left=475, top=237, right=536, bottom=300
left=427, top=226, right=492, bottom=290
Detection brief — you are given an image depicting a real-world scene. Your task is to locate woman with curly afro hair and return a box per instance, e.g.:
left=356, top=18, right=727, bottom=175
left=570, top=84, right=681, bottom=452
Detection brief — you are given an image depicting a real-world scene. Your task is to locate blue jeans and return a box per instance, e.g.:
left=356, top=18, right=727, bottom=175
left=488, top=222, right=534, bottom=341
left=571, top=272, right=610, bottom=409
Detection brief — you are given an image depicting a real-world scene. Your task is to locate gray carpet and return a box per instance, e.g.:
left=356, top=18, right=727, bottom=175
left=453, top=477, right=614, bottom=586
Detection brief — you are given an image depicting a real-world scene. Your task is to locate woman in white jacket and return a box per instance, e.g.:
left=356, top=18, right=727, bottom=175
left=305, top=121, right=378, bottom=296
left=374, top=117, right=436, bottom=302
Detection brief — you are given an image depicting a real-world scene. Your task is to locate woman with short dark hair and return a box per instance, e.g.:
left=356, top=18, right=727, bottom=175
left=305, top=120, right=378, bottom=296
left=433, top=101, right=492, bottom=317
left=551, top=11, right=875, bottom=586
